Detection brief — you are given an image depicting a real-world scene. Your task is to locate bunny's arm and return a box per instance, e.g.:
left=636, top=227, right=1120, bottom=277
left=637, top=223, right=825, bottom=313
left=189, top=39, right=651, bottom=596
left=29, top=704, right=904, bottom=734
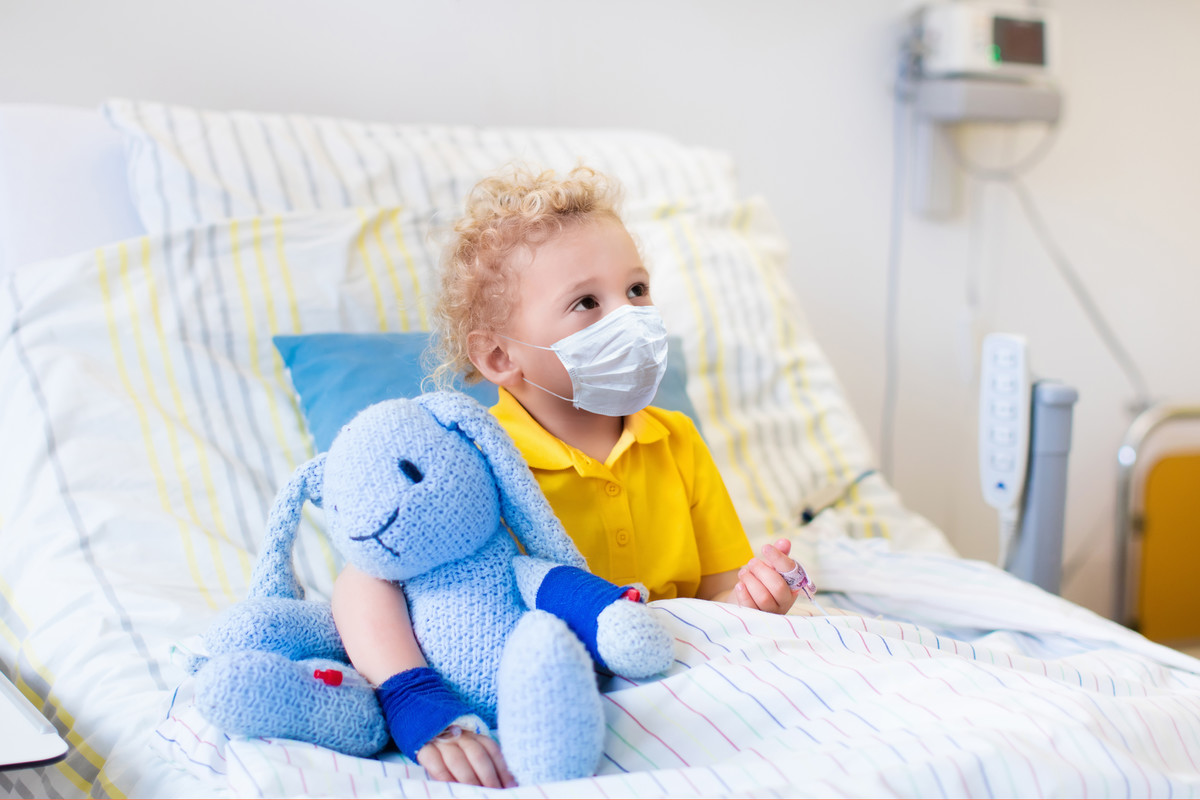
left=512, top=557, right=671, bottom=678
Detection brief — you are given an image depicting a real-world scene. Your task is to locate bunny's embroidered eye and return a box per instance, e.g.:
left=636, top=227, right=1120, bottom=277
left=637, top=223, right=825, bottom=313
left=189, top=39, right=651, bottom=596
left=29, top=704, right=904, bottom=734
left=398, top=459, right=424, bottom=484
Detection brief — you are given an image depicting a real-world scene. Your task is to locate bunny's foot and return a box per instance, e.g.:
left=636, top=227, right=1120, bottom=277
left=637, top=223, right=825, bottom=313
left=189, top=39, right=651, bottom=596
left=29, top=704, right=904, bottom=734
left=595, top=595, right=674, bottom=678
left=194, top=650, right=388, bottom=756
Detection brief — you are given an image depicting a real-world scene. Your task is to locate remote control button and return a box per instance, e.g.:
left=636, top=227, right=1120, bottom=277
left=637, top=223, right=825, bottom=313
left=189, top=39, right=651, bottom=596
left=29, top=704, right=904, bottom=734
left=991, top=374, right=1018, bottom=394
left=993, top=348, right=1019, bottom=369
left=991, top=399, right=1018, bottom=419
left=990, top=426, right=1015, bottom=445
left=991, top=452, right=1015, bottom=471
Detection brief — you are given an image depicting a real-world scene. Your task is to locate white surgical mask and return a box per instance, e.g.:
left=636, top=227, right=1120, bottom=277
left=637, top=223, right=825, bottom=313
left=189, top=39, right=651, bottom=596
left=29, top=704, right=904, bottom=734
left=502, top=305, right=669, bottom=416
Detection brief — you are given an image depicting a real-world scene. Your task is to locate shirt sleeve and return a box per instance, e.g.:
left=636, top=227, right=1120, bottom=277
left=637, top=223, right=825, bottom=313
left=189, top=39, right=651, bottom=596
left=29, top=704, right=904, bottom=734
left=678, top=416, right=755, bottom=576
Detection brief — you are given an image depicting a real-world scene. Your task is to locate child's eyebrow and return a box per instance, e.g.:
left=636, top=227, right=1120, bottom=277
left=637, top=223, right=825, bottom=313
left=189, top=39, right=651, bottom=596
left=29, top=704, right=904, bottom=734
left=557, top=278, right=597, bottom=299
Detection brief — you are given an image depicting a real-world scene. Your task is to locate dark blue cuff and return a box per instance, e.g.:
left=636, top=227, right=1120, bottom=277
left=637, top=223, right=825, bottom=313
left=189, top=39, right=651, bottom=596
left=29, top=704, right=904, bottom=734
left=376, top=667, right=473, bottom=761
left=535, top=565, right=630, bottom=669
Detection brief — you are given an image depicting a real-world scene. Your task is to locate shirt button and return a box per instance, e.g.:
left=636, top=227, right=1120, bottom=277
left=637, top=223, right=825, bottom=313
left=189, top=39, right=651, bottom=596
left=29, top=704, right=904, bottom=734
left=605, top=482, right=621, bottom=496
left=616, top=529, right=630, bottom=546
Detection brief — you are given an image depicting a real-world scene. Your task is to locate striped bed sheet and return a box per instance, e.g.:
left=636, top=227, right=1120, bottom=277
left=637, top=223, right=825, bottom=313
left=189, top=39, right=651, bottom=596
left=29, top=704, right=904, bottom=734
left=1, top=184, right=1197, bottom=797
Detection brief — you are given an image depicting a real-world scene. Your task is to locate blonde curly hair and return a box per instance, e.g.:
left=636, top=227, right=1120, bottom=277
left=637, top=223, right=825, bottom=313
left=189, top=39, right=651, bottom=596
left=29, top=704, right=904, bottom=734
left=429, top=165, right=624, bottom=387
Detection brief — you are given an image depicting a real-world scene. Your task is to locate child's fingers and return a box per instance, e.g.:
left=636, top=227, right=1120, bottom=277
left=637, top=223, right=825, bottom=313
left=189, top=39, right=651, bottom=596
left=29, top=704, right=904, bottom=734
left=417, top=744, right=453, bottom=783
left=438, top=740, right=484, bottom=786
left=459, top=735, right=504, bottom=788
left=738, top=570, right=777, bottom=611
left=746, top=559, right=795, bottom=611
left=477, top=734, right=517, bottom=788
left=758, top=542, right=796, bottom=573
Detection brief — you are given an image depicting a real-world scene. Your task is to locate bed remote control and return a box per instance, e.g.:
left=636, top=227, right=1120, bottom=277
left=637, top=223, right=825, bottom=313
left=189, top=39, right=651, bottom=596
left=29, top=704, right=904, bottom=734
left=979, top=333, right=1031, bottom=563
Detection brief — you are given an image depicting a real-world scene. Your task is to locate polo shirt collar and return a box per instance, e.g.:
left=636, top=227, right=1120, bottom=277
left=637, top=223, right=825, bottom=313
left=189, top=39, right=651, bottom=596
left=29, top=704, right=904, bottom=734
left=491, top=388, right=669, bottom=473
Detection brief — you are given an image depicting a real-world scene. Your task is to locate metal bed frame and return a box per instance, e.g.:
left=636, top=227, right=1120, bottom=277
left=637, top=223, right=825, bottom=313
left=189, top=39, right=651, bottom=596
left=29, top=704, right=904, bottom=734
left=1114, top=402, right=1200, bottom=627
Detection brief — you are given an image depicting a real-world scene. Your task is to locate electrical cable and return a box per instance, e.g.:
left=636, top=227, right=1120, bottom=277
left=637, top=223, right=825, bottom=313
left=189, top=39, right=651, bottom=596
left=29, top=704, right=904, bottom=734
left=799, top=469, right=878, bottom=525
left=880, top=41, right=919, bottom=482
left=1008, top=180, right=1154, bottom=411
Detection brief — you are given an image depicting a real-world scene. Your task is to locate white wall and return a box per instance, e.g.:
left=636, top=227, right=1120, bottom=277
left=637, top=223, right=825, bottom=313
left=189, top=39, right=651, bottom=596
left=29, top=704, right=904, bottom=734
left=2, top=0, right=1197, bottom=620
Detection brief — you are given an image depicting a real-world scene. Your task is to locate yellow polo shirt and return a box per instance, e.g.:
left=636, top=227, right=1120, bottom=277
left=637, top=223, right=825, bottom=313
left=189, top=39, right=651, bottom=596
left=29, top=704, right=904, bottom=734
left=491, top=388, right=753, bottom=601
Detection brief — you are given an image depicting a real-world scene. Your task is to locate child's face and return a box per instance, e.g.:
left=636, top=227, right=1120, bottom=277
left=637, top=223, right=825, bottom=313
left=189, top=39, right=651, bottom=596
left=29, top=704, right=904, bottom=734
left=502, top=216, right=651, bottom=402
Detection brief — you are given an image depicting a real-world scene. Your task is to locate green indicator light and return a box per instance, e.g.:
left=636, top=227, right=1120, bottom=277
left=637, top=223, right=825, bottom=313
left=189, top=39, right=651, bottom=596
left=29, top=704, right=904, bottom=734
left=992, top=43, right=1002, bottom=62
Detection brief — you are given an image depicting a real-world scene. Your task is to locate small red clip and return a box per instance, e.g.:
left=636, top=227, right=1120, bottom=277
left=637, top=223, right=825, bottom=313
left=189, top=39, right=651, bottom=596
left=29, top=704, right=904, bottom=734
left=314, top=668, right=343, bottom=687
left=622, top=588, right=642, bottom=603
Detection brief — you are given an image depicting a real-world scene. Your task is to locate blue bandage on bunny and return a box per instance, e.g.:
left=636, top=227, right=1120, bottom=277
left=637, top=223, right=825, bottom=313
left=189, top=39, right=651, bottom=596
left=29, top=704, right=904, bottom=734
left=189, top=391, right=673, bottom=785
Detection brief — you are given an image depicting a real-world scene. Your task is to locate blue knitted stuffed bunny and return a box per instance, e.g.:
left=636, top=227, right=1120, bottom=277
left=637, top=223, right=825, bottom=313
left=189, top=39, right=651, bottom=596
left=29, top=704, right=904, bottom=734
left=191, top=391, right=673, bottom=784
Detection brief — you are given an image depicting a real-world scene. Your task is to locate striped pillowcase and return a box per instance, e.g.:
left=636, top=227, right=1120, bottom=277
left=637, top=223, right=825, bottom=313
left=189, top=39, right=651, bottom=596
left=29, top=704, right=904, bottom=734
left=102, top=98, right=741, bottom=233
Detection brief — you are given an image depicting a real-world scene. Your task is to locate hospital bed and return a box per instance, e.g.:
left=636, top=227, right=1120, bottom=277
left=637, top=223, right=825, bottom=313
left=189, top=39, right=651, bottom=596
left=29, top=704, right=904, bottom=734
left=1, top=100, right=1198, bottom=799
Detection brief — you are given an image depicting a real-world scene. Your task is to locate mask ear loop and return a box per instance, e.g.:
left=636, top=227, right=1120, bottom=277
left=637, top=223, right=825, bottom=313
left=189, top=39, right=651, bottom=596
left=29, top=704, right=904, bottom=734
left=520, top=376, right=579, bottom=408
left=495, top=334, right=580, bottom=408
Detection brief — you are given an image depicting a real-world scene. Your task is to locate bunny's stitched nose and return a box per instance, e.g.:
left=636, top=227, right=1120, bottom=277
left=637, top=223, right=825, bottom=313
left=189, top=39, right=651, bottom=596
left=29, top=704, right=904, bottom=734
left=398, top=459, right=424, bottom=484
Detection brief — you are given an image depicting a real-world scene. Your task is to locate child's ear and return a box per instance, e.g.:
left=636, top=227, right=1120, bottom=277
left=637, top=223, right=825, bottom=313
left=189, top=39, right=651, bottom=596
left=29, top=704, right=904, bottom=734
left=469, top=331, right=522, bottom=388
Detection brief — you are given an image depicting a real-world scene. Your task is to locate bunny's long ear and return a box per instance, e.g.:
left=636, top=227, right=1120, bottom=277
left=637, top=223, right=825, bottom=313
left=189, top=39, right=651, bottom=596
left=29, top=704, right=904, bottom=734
left=416, top=391, right=586, bottom=569
left=248, top=454, right=327, bottom=600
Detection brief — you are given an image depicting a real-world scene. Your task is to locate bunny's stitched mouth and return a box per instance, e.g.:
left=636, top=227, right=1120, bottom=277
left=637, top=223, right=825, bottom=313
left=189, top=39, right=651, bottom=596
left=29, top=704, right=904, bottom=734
left=349, top=508, right=399, bottom=546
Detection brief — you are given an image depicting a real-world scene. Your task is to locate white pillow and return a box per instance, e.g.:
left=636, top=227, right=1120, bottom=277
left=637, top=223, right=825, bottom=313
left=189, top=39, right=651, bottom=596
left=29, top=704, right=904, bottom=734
left=102, top=98, right=741, bottom=232
left=0, top=104, right=145, bottom=274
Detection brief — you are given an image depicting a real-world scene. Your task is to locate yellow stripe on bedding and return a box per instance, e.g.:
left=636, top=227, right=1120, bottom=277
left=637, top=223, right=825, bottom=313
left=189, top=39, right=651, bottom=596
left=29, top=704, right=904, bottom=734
left=138, top=239, right=253, bottom=583
left=353, top=209, right=389, bottom=331
left=96, top=765, right=127, bottom=799
left=272, top=216, right=304, bottom=336
left=254, top=217, right=309, bottom=443
left=229, top=219, right=299, bottom=470
left=365, top=209, right=410, bottom=331
left=98, top=247, right=217, bottom=609
left=118, top=242, right=238, bottom=602
left=387, top=208, right=430, bottom=330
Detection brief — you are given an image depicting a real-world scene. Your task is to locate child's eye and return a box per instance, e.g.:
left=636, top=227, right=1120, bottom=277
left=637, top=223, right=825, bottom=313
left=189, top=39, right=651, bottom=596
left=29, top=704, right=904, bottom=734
left=571, top=296, right=600, bottom=312
left=627, top=283, right=649, bottom=299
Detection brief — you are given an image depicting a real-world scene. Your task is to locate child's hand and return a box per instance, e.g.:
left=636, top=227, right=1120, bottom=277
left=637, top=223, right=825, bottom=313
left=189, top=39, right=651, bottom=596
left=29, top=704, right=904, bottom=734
left=733, top=538, right=800, bottom=614
left=417, top=728, right=516, bottom=788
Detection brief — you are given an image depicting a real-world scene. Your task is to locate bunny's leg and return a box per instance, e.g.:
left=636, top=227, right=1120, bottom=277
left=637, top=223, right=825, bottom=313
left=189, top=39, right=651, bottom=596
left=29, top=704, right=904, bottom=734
left=496, top=610, right=605, bottom=785
left=202, top=598, right=347, bottom=662
left=194, top=651, right=388, bottom=757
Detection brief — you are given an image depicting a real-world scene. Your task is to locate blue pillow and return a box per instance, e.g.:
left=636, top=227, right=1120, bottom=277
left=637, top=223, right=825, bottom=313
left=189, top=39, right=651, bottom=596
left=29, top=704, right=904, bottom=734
left=274, top=332, right=698, bottom=452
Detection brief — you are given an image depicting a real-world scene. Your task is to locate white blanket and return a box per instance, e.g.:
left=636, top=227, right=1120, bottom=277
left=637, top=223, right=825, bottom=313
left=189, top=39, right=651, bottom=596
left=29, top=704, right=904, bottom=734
left=150, top=534, right=1200, bottom=799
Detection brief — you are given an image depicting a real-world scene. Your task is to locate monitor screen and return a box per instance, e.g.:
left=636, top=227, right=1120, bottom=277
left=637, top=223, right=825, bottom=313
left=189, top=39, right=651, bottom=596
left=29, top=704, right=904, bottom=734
left=993, top=16, right=1047, bottom=66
